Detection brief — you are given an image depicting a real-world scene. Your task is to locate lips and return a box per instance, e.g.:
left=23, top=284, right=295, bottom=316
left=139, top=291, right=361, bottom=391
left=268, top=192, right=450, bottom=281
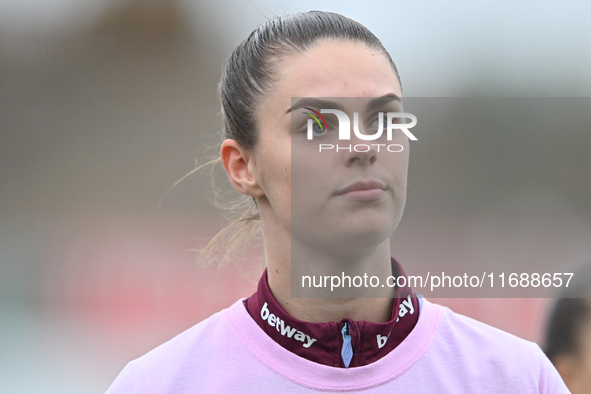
left=335, top=180, right=387, bottom=200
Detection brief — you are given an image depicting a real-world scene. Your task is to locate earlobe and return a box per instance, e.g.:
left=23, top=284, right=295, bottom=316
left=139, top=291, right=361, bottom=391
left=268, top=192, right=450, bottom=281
left=220, top=139, right=263, bottom=197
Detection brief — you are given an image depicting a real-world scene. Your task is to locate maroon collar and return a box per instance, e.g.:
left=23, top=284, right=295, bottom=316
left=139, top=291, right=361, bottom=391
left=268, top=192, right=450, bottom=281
left=244, top=258, right=419, bottom=368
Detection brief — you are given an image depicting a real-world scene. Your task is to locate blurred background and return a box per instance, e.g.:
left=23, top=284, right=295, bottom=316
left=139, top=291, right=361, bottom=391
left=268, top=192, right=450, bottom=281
left=0, top=0, right=590, bottom=392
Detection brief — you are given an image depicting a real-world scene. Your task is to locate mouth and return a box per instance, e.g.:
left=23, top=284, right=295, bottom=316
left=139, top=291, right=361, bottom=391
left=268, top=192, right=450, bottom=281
left=335, top=180, right=387, bottom=201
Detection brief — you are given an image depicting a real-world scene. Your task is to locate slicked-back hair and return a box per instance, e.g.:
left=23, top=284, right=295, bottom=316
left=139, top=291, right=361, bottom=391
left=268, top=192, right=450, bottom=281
left=219, top=10, right=401, bottom=151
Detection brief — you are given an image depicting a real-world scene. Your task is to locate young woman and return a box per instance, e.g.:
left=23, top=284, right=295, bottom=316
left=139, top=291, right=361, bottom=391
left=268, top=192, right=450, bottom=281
left=107, top=11, right=568, bottom=393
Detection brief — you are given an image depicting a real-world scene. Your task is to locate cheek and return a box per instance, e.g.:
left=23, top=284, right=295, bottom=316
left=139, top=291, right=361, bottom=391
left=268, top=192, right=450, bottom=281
left=386, top=145, right=409, bottom=177
left=291, top=145, right=337, bottom=200
left=256, top=140, right=292, bottom=204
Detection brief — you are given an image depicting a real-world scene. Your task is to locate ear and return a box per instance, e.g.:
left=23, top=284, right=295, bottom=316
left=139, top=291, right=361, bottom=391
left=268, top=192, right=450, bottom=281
left=220, top=139, right=264, bottom=197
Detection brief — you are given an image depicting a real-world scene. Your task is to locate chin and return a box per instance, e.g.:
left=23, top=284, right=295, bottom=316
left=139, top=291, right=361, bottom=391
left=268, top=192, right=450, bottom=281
left=329, top=226, right=393, bottom=252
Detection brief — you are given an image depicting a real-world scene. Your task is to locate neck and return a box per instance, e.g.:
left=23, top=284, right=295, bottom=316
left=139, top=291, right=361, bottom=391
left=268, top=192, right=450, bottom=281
left=265, top=241, right=396, bottom=323
left=258, top=200, right=396, bottom=323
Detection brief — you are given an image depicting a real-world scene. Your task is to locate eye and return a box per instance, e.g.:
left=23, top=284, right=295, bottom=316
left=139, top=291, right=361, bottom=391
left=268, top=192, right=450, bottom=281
left=301, top=108, right=330, bottom=139
left=310, top=120, right=327, bottom=136
left=368, top=114, right=384, bottom=130
left=301, top=115, right=329, bottom=138
left=369, top=117, right=379, bottom=129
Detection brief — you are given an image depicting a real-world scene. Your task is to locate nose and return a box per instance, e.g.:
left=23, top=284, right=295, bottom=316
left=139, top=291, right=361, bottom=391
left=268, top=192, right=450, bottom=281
left=341, top=132, right=378, bottom=167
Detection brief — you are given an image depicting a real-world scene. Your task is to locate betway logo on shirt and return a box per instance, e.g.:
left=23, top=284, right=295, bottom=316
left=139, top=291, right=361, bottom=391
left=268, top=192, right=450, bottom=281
left=261, top=302, right=317, bottom=348
left=395, top=294, right=415, bottom=322
left=378, top=295, right=416, bottom=348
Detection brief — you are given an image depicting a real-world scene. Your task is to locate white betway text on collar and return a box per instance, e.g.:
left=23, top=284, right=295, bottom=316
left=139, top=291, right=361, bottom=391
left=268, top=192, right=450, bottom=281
left=260, top=302, right=317, bottom=348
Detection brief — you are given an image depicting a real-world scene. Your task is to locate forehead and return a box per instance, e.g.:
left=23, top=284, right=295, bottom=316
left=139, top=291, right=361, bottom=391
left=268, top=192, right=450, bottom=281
left=273, top=39, right=402, bottom=99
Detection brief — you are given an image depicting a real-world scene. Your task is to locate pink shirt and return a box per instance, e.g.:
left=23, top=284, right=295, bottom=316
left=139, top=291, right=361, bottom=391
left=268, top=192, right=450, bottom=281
left=106, top=298, right=569, bottom=393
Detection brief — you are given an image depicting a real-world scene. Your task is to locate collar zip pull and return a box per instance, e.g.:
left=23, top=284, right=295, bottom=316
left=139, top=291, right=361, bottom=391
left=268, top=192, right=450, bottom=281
left=341, top=322, right=353, bottom=368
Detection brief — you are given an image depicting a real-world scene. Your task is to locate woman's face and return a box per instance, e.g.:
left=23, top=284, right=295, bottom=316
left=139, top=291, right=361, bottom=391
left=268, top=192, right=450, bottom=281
left=251, top=39, right=408, bottom=254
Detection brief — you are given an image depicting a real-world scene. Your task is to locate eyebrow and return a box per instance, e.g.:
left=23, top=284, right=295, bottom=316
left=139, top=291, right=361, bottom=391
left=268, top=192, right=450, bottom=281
left=287, top=98, right=345, bottom=114
left=286, top=93, right=401, bottom=114
left=366, top=93, right=402, bottom=112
